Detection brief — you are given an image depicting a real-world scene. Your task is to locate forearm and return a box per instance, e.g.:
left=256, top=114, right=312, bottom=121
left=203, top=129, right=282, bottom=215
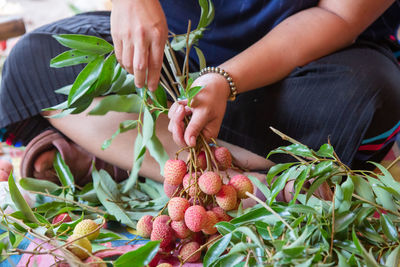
left=220, top=1, right=394, bottom=93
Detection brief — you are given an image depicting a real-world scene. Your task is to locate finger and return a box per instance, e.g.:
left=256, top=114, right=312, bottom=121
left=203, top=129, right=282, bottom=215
left=113, top=39, right=123, bottom=65
left=184, top=110, right=208, bottom=147
left=171, top=105, right=186, bottom=147
left=168, top=102, right=180, bottom=119
left=122, top=40, right=134, bottom=74
left=147, top=40, right=165, bottom=91
left=133, top=38, right=149, bottom=89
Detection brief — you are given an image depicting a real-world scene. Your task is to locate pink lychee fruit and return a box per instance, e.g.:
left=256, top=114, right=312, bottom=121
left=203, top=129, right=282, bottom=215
left=171, top=220, right=192, bottom=239
left=168, top=197, right=190, bottom=221
left=0, top=159, right=13, bottom=174
left=197, top=151, right=207, bottom=170
left=184, top=205, right=206, bottom=232
left=190, top=231, right=205, bottom=244
left=211, top=207, right=232, bottom=222
left=163, top=159, right=186, bottom=185
left=179, top=241, right=201, bottom=263
left=52, top=213, right=72, bottom=224
left=198, top=171, right=222, bottom=195
left=202, top=211, right=219, bottom=235
left=216, top=185, right=238, bottom=211
left=182, top=172, right=200, bottom=197
left=213, top=146, right=232, bottom=170
left=151, top=215, right=173, bottom=248
left=136, top=215, right=154, bottom=238
left=229, top=174, right=254, bottom=199
left=163, top=181, right=182, bottom=198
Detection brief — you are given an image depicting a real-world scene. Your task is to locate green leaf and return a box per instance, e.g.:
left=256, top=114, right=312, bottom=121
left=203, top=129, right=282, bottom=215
left=114, top=241, right=160, bottom=267
left=315, top=143, right=334, bottom=158
left=146, top=134, right=169, bottom=176
left=266, top=162, right=296, bottom=185
left=370, top=162, right=400, bottom=192
left=194, top=46, right=207, bottom=70
left=230, top=207, right=271, bottom=225
left=268, top=144, right=316, bottom=159
left=19, top=177, right=60, bottom=193
left=248, top=175, right=270, bottom=200
left=338, top=176, right=354, bottom=213
left=89, top=94, right=142, bottom=115
left=68, top=56, right=103, bottom=106
left=93, top=53, right=117, bottom=96
left=8, top=174, right=40, bottom=224
left=55, top=85, right=73, bottom=95
left=50, top=49, right=98, bottom=68
left=93, top=169, right=136, bottom=228
left=187, top=86, right=204, bottom=107
left=142, top=107, right=155, bottom=147
left=291, top=165, right=310, bottom=204
left=53, top=152, right=75, bottom=192
left=282, top=246, right=306, bottom=257
left=335, top=249, right=351, bottom=267
left=385, top=246, right=400, bottom=267
left=352, top=229, right=380, bottom=267
left=380, top=214, right=398, bottom=242
left=149, top=85, right=168, bottom=109
left=203, top=233, right=232, bottom=267
left=334, top=211, right=357, bottom=233
left=306, top=173, right=330, bottom=202
left=102, top=120, right=138, bottom=150
left=233, top=227, right=265, bottom=256
left=310, top=161, right=334, bottom=177
left=367, top=176, right=397, bottom=216
left=53, top=34, right=114, bottom=55
left=123, top=134, right=146, bottom=193
left=351, top=175, right=375, bottom=203
left=270, top=167, right=302, bottom=204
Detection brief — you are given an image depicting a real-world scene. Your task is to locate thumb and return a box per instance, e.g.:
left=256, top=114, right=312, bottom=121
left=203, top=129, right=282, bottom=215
left=184, top=111, right=208, bottom=147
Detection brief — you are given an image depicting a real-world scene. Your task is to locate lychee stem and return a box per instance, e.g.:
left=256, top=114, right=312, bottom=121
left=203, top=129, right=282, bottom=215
left=179, top=234, right=222, bottom=266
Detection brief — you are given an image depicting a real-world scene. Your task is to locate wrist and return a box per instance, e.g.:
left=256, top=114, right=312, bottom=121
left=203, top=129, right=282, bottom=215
left=199, top=67, right=238, bottom=101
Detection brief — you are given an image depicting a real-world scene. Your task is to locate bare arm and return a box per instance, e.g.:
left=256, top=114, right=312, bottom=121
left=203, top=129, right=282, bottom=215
left=220, top=0, right=395, bottom=93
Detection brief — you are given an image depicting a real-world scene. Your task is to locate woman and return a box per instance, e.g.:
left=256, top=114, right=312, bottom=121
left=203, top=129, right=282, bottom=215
left=0, top=0, right=399, bottom=185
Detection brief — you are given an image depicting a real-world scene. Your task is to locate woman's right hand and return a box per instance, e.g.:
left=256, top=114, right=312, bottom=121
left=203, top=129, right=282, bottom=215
left=111, top=0, right=168, bottom=91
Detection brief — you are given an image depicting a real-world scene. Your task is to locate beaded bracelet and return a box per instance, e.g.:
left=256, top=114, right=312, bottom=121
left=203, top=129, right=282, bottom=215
left=199, top=67, right=238, bottom=101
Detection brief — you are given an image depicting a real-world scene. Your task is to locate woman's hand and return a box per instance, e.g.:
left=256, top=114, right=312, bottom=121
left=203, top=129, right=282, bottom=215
left=111, top=0, right=168, bottom=91
left=168, top=74, right=231, bottom=147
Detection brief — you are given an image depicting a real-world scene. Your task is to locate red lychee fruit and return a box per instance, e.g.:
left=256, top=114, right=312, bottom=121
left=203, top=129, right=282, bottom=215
left=151, top=215, right=173, bottom=248
left=211, top=207, right=232, bottom=222
left=171, top=220, right=192, bottom=239
left=184, top=205, right=206, bottom=232
left=179, top=241, right=201, bottom=263
left=163, top=159, right=186, bottom=185
left=214, top=146, right=232, bottom=170
left=202, top=211, right=219, bottom=235
left=52, top=213, right=72, bottom=224
left=190, top=231, right=205, bottom=244
left=136, top=215, right=153, bottom=238
left=182, top=172, right=200, bottom=197
left=197, top=151, right=207, bottom=170
left=229, top=174, right=254, bottom=199
left=216, top=185, right=238, bottom=211
left=198, top=171, right=222, bottom=195
left=168, top=197, right=190, bottom=221
left=163, top=181, right=182, bottom=198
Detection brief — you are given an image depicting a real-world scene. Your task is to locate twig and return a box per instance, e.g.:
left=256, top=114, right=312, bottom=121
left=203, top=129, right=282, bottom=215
left=352, top=193, right=400, bottom=217
left=387, top=155, right=400, bottom=172
left=28, top=190, right=106, bottom=215
left=179, top=234, right=222, bottom=266
left=269, top=127, right=301, bottom=145
left=329, top=185, right=336, bottom=258
left=245, top=192, right=294, bottom=231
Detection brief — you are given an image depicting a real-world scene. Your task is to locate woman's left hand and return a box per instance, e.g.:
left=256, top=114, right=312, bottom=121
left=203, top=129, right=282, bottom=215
left=168, top=73, right=231, bottom=147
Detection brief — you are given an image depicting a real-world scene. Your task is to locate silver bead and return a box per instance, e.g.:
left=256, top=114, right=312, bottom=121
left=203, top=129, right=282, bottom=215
left=227, top=77, right=232, bottom=82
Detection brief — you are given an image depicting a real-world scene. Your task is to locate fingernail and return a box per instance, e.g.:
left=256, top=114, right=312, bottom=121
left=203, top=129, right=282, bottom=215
left=178, top=105, right=183, bottom=113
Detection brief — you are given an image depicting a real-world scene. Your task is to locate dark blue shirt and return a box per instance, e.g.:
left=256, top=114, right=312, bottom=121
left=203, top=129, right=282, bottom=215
left=161, top=0, right=400, bottom=66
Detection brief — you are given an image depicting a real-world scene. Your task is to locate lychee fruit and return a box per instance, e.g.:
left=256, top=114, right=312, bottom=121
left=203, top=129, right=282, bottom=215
left=67, top=235, right=92, bottom=260
left=215, top=185, right=238, bottom=211
left=0, top=170, right=9, bottom=181
left=136, top=215, right=153, bottom=238
left=157, top=264, right=173, bottom=267
left=163, top=181, right=182, bottom=198
left=202, top=211, right=219, bottom=235
left=190, top=231, right=205, bottom=244
left=184, top=205, right=206, bottom=232
left=211, top=207, right=232, bottom=222
left=163, top=159, right=186, bottom=185
left=52, top=213, right=72, bottom=224
left=214, top=147, right=232, bottom=170
left=151, top=215, right=173, bottom=248
left=206, top=234, right=221, bottom=250
left=73, top=219, right=100, bottom=240
left=171, top=220, right=192, bottom=239
left=198, top=171, right=222, bottom=195
left=168, top=197, right=190, bottom=221
left=84, top=256, right=107, bottom=267
left=0, top=159, right=12, bottom=181
left=229, top=174, right=254, bottom=199
left=179, top=241, right=201, bottom=263
left=188, top=197, right=203, bottom=206
left=182, top=172, right=200, bottom=197
left=197, top=151, right=207, bottom=170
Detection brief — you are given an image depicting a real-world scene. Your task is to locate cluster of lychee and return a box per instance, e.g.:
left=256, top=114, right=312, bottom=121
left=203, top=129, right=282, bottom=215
left=137, top=146, right=254, bottom=265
